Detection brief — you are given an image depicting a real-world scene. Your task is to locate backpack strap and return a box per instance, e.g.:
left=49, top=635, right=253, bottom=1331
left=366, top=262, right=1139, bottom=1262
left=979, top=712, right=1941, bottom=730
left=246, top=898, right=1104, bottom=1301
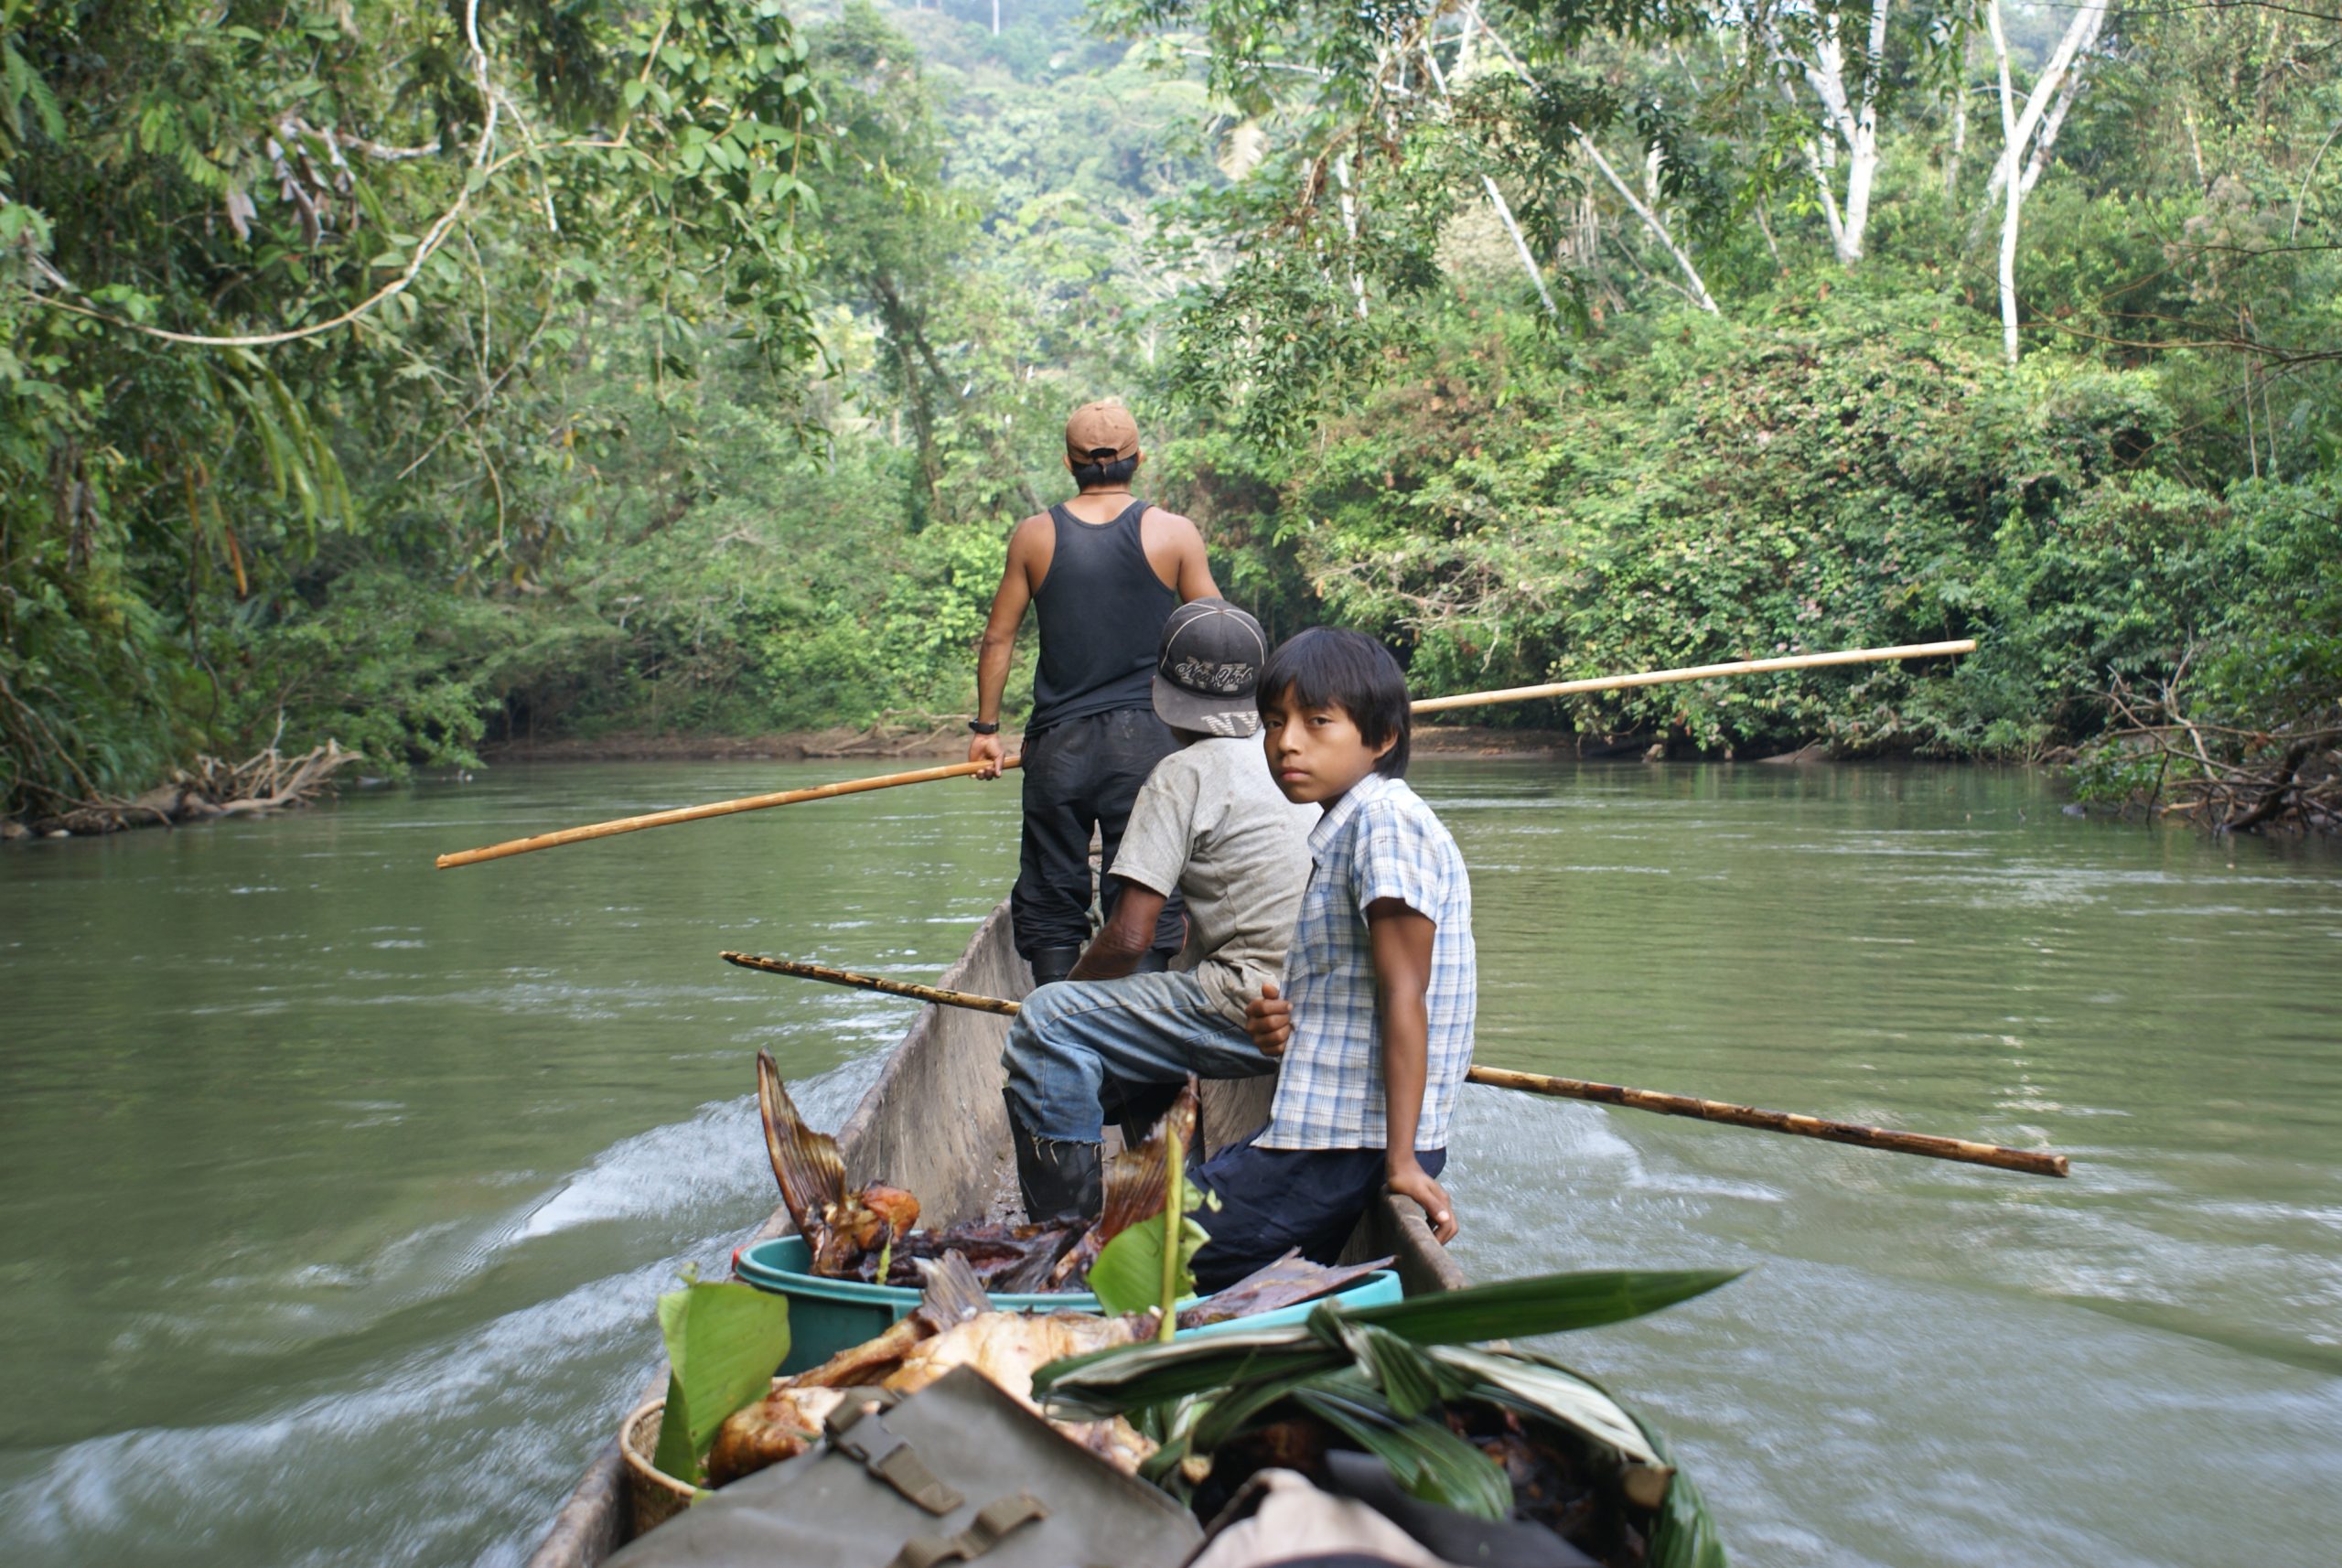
left=825, top=1400, right=963, bottom=1515
left=886, top=1494, right=1051, bottom=1568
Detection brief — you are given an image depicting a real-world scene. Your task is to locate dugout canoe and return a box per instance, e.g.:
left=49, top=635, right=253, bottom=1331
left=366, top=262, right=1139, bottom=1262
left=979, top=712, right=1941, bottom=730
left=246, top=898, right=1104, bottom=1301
left=525, top=899, right=1466, bottom=1568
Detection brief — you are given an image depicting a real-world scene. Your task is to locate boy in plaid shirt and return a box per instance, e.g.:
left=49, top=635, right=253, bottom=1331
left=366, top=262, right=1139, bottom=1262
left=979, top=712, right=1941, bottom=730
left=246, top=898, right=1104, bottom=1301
left=1187, top=628, right=1476, bottom=1289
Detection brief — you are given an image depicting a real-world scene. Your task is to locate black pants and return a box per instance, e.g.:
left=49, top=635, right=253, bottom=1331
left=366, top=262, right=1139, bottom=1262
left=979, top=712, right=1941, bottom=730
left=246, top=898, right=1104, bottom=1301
left=1187, top=1133, right=1448, bottom=1292
left=1012, top=707, right=1185, bottom=960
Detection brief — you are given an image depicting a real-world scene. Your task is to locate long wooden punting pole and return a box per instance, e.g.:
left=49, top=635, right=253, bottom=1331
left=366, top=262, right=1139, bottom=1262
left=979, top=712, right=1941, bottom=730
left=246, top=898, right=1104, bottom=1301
left=720, top=951, right=2069, bottom=1178
left=434, top=758, right=1023, bottom=869
left=437, top=639, right=1975, bottom=869
left=1407, top=639, right=1977, bottom=714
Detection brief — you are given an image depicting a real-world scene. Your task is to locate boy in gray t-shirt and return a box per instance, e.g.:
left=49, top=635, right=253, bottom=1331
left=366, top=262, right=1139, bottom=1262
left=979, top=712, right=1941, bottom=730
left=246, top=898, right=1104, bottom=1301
left=1001, top=599, right=1314, bottom=1223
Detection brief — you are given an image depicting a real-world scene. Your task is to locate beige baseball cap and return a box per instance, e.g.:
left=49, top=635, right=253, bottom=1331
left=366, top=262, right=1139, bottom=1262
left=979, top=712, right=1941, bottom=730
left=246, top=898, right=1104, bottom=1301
left=1065, top=399, right=1142, bottom=464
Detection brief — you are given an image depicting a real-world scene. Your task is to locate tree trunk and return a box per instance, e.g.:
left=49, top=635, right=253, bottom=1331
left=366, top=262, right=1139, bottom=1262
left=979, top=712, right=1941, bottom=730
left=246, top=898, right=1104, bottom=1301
left=1576, top=129, right=1721, bottom=313
left=1980, top=0, right=2110, bottom=360
left=1987, top=0, right=2024, bottom=363
left=1332, top=154, right=1369, bottom=321
left=1839, top=0, right=1890, bottom=260
left=1770, top=2, right=1889, bottom=265
left=1946, top=32, right=1969, bottom=199
left=2017, top=64, right=2083, bottom=197
left=1427, top=16, right=1561, bottom=318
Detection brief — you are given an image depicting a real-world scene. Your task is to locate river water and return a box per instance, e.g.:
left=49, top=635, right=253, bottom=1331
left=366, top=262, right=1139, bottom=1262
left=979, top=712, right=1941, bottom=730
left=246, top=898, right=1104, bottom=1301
left=0, top=759, right=2336, bottom=1566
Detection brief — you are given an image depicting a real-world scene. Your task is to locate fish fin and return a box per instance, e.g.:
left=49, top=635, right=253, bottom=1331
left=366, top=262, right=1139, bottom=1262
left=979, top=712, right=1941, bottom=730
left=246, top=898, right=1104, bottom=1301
left=1047, top=1231, right=1101, bottom=1291
left=757, top=1048, right=846, bottom=1234
left=984, top=1225, right=1085, bottom=1294
left=1092, top=1080, right=1200, bottom=1245
left=912, top=1250, right=992, bottom=1331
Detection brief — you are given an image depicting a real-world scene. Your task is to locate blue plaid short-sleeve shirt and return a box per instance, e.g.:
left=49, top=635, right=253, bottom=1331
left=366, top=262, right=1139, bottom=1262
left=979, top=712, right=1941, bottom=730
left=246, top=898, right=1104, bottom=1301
left=1262, top=770, right=1476, bottom=1152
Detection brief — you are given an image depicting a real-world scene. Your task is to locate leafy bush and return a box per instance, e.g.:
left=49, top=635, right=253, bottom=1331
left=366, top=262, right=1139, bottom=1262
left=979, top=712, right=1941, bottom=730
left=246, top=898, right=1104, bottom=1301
left=1179, top=285, right=2334, bottom=759
left=239, top=570, right=618, bottom=774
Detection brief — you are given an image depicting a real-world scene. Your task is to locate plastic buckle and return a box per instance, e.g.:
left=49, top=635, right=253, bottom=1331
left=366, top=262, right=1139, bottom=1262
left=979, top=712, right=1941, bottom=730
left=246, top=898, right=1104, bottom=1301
left=827, top=1402, right=962, bottom=1515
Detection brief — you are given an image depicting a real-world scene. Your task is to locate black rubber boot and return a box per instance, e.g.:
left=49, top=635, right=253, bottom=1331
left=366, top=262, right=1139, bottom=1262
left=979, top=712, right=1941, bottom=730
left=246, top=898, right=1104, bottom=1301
left=1104, top=1079, right=1183, bottom=1150
left=1004, top=1090, right=1101, bottom=1223
left=1027, top=945, right=1082, bottom=988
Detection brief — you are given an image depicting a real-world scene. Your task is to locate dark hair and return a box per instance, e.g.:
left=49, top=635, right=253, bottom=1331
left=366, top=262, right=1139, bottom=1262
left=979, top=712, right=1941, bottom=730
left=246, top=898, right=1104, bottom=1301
left=1257, top=628, right=1412, bottom=778
left=1069, top=454, right=1140, bottom=489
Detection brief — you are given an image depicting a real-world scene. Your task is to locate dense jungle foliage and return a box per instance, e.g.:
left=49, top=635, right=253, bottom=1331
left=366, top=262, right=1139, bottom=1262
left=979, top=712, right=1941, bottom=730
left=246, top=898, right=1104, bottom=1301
left=2, top=0, right=2337, bottom=820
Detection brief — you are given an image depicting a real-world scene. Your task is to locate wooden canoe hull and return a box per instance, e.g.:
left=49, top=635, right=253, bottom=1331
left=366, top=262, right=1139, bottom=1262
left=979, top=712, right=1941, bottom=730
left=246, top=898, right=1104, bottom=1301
left=525, top=902, right=1461, bottom=1568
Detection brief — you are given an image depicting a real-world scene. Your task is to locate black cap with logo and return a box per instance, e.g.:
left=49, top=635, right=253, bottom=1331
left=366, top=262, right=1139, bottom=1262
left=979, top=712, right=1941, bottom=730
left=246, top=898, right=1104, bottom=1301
left=1152, top=598, right=1270, bottom=737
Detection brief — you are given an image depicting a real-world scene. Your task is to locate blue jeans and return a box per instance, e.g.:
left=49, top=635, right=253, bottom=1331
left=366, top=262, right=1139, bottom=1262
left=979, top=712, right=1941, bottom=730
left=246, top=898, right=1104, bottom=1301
left=1002, top=971, right=1278, bottom=1144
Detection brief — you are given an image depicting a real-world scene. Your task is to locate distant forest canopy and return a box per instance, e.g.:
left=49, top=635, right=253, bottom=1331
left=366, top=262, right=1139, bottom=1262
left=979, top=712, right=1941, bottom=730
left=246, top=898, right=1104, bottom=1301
left=1, top=0, right=2336, bottom=821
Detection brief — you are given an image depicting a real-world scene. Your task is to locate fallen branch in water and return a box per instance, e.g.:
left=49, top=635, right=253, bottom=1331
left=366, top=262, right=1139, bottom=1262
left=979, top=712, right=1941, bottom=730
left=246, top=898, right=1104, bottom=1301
left=3, top=740, right=363, bottom=842
left=2080, top=677, right=2339, bottom=834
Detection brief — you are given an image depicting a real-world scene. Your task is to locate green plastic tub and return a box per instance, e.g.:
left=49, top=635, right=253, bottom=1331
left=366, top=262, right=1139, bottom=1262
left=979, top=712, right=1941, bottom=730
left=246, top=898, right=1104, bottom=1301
left=732, top=1235, right=1400, bottom=1373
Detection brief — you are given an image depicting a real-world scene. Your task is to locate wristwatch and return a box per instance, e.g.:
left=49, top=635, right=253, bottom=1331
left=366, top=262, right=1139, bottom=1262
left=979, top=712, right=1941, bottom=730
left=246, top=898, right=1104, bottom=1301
left=968, top=720, right=1000, bottom=735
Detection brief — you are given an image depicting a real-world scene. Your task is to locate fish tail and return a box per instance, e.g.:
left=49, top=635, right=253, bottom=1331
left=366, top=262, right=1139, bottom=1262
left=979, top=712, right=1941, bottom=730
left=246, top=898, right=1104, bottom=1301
left=757, top=1048, right=847, bottom=1232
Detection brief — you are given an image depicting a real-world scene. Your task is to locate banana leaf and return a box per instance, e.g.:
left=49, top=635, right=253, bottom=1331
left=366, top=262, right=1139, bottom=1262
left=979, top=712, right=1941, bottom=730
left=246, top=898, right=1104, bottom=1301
left=1036, top=1266, right=1742, bottom=1416
left=1088, top=1208, right=1212, bottom=1318
left=649, top=1279, right=793, bottom=1487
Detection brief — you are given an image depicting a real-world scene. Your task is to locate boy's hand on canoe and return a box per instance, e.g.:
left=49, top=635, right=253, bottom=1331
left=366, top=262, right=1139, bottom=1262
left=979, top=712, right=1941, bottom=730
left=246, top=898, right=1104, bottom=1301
left=1387, top=1156, right=1457, bottom=1243
left=1246, top=982, right=1292, bottom=1058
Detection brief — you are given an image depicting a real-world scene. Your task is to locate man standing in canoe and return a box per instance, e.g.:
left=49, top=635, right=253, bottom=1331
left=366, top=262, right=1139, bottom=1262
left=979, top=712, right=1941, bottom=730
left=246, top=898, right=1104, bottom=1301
left=969, top=399, right=1219, bottom=987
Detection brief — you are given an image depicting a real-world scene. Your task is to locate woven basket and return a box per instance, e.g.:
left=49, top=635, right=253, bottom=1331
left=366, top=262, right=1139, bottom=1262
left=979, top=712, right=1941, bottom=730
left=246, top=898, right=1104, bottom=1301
left=618, top=1398, right=697, bottom=1535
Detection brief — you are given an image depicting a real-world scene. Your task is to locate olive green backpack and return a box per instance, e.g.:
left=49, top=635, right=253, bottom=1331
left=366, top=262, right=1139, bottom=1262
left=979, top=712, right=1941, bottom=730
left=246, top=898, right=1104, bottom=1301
left=606, top=1366, right=1202, bottom=1568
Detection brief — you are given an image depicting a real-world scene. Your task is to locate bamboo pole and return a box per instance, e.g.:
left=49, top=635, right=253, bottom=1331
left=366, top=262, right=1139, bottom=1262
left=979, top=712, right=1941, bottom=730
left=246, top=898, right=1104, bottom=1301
left=720, top=952, right=2070, bottom=1179
left=1407, top=639, right=1977, bottom=714
left=723, top=951, right=1023, bottom=1015
left=435, top=757, right=1021, bottom=869
left=1465, top=1066, right=2067, bottom=1178
left=438, top=639, right=1975, bottom=868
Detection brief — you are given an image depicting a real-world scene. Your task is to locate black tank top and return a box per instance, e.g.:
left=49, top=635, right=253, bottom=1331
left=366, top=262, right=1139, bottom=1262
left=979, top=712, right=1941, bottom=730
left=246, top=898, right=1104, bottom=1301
left=1027, top=499, right=1177, bottom=735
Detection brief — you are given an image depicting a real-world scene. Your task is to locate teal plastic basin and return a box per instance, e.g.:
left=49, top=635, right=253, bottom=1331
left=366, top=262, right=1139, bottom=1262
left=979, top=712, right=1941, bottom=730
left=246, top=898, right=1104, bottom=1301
left=732, top=1235, right=1400, bottom=1373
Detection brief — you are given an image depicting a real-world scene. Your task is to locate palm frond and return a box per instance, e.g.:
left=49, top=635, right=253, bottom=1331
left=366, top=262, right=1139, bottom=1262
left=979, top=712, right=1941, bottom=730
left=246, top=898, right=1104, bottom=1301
left=1340, top=1268, right=1744, bottom=1344
left=1294, top=1383, right=1513, bottom=1521
left=1035, top=1267, right=1742, bottom=1418
left=1434, top=1346, right=1663, bottom=1470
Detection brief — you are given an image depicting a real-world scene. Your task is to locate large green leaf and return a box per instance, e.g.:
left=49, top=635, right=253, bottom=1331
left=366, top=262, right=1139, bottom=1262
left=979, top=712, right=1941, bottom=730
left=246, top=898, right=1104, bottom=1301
left=1088, top=1208, right=1211, bottom=1317
left=1339, top=1269, right=1745, bottom=1345
left=649, top=1279, right=792, bottom=1486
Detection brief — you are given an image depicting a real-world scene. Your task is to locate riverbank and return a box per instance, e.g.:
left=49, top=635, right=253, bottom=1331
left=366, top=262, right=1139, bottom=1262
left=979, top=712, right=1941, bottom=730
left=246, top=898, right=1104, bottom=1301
left=0, top=742, right=360, bottom=842
left=0, top=723, right=1795, bottom=843
left=472, top=722, right=2342, bottom=833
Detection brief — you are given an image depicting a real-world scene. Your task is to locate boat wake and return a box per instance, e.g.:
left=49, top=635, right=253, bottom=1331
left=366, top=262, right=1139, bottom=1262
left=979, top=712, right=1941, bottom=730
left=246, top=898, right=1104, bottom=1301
left=0, top=1061, right=880, bottom=1568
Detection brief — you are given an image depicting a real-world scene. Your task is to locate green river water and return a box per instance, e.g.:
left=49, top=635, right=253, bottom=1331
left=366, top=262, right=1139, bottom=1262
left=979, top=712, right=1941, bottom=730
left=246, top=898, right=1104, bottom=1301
left=1, top=758, right=2337, bottom=1566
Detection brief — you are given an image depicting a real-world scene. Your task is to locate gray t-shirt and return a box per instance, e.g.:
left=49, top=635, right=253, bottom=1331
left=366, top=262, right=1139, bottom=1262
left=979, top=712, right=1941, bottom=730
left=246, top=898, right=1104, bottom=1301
left=1111, top=736, right=1318, bottom=1026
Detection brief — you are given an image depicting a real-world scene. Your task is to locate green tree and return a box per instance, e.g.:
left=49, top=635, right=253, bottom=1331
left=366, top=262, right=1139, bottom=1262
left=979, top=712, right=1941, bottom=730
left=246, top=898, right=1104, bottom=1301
left=0, top=0, right=822, bottom=812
